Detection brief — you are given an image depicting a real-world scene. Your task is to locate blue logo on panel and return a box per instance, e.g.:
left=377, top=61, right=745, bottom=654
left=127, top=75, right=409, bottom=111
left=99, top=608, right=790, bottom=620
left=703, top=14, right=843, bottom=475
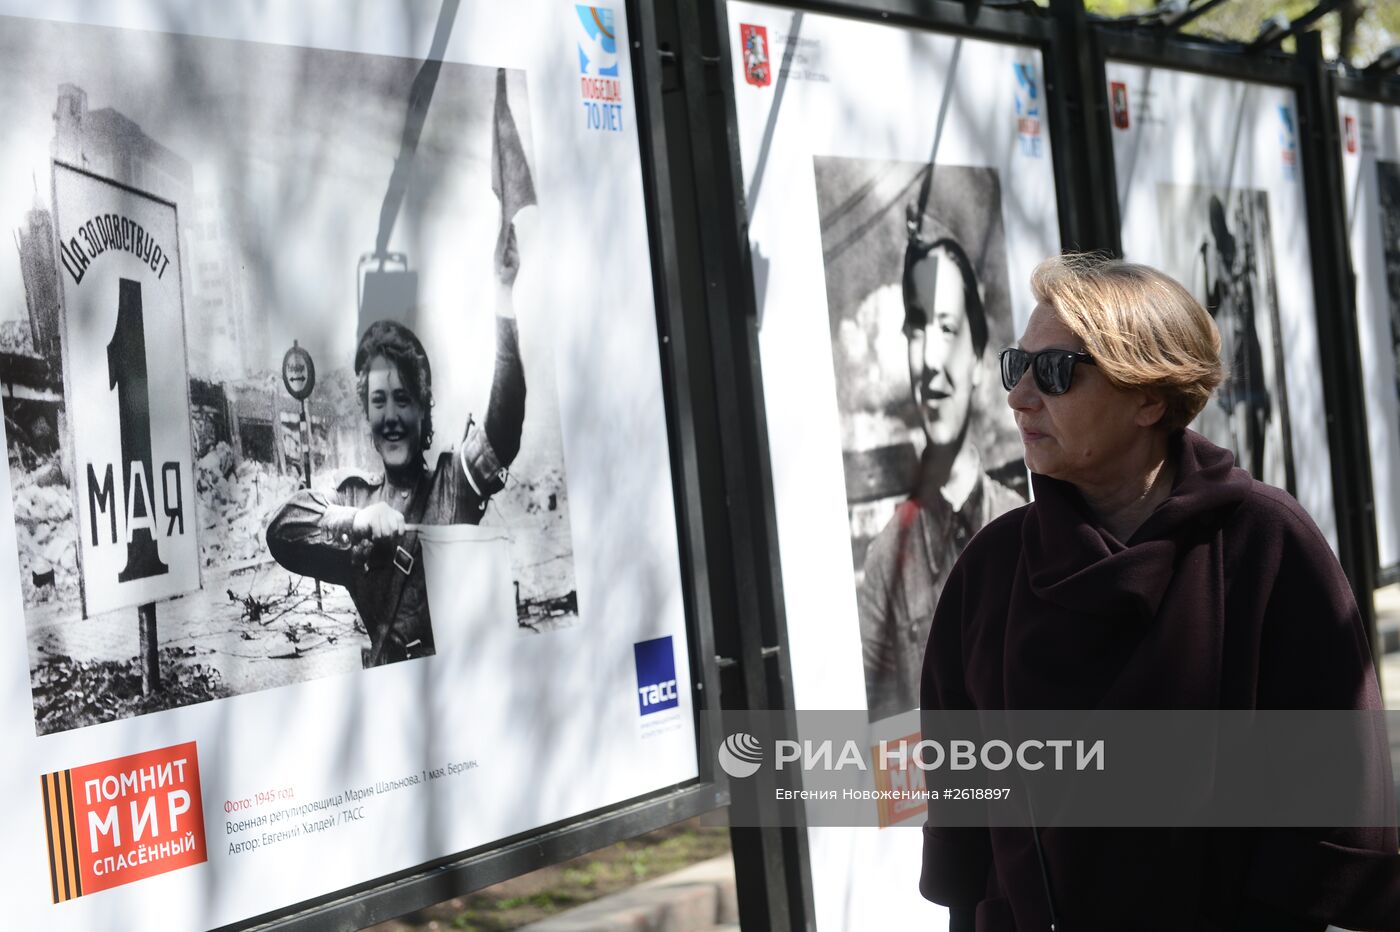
left=577, top=6, right=619, bottom=77
left=1277, top=104, right=1298, bottom=179
left=634, top=636, right=679, bottom=716
left=1013, top=62, right=1043, bottom=158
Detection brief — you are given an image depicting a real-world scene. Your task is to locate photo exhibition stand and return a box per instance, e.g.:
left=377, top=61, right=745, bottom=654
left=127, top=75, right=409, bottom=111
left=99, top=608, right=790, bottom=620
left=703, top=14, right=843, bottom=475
left=0, top=1, right=1394, bottom=930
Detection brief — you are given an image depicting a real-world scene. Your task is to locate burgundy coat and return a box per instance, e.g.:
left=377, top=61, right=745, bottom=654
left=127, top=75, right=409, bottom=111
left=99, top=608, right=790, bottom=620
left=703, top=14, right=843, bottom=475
left=919, top=429, right=1400, bottom=931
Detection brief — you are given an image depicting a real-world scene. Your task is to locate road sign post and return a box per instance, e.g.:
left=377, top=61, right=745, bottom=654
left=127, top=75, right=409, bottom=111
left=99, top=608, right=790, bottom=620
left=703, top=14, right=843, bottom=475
left=281, top=341, right=320, bottom=610
left=137, top=602, right=159, bottom=694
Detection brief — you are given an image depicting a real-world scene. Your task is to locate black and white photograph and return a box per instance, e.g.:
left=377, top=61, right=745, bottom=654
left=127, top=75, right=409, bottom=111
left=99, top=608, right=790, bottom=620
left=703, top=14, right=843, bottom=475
left=1378, top=159, right=1400, bottom=426
left=1155, top=183, right=1296, bottom=493
left=813, top=156, right=1027, bottom=721
left=0, top=17, right=577, bottom=735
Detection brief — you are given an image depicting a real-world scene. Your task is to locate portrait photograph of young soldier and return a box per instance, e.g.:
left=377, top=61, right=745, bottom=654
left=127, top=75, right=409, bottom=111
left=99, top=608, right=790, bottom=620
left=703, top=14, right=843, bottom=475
left=1156, top=183, right=1296, bottom=493
left=813, top=156, right=1027, bottom=722
left=0, top=18, right=577, bottom=733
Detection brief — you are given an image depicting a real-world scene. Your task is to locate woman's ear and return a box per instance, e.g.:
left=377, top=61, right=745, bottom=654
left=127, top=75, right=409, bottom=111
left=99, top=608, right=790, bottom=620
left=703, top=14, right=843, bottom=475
left=1135, top=388, right=1168, bottom=428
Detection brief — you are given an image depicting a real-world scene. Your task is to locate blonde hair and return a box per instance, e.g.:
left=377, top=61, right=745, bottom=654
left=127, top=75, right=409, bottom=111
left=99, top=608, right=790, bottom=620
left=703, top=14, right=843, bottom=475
left=1030, top=253, right=1223, bottom=432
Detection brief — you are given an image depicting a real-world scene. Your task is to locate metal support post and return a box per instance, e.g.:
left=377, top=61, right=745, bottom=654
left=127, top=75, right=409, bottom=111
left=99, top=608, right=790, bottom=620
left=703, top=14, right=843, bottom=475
left=642, top=0, right=816, bottom=927
left=1049, top=0, right=1122, bottom=253
left=138, top=602, right=160, bottom=695
left=1296, top=30, right=1381, bottom=657
left=299, top=398, right=323, bottom=611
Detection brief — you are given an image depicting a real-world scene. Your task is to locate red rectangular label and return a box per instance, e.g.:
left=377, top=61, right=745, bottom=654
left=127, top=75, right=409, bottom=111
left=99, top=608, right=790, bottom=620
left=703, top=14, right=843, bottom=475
left=42, top=741, right=206, bottom=901
left=1110, top=81, right=1130, bottom=130
left=872, top=732, right=928, bottom=828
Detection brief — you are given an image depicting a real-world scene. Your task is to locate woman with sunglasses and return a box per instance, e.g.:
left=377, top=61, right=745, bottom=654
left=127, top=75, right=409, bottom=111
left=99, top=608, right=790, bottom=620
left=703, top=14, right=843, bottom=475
left=918, top=253, right=1399, bottom=930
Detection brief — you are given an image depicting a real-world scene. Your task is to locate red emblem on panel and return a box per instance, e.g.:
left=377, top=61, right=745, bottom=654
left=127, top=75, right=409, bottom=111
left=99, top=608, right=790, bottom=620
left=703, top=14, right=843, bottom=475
left=41, top=742, right=207, bottom=902
left=1344, top=114, right=1358, bottom=154
left=740, top=24, right=771, bottom=87
left=1110, top=81, right=1130, bottom=130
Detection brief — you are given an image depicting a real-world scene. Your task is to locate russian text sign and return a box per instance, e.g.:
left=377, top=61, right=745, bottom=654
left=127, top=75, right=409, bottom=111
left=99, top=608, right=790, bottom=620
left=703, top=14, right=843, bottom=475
left=723, top=3, right=1060, bottom=928
left=52, top=164, right=199, bottom=615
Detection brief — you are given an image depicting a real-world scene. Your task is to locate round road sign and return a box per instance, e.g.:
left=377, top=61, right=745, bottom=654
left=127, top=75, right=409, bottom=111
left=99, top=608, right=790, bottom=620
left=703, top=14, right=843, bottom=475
left=282, top=343, right=316, bottom=400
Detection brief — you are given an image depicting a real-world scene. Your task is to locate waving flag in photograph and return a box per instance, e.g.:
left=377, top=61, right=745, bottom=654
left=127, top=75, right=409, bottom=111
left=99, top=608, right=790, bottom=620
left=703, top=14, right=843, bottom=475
left=492, top=68, right=537, bottom=268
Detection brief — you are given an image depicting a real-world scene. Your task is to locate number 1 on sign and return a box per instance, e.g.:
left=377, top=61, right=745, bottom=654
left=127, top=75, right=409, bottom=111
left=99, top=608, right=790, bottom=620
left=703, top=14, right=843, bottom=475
left=107, top=278, right=169, bottom=582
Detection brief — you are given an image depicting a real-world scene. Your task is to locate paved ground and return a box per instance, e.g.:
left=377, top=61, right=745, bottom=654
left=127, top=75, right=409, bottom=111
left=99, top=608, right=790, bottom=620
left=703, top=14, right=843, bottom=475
left=518, top=855, right=737, bottom=932
left=1377, top=584, right=1400, bottom=710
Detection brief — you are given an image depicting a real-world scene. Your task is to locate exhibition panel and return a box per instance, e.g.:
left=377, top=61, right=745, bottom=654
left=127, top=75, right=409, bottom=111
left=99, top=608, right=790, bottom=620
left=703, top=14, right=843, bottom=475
left=1105, top=60, right=1342, bottom=552
left=722, top=2, right=1063, bottom=927
left=0, top=0, right=1396, bottom=929
left=0, top=3, right=713, bottom=928
left=1336, top=92, right=1400, bottom=584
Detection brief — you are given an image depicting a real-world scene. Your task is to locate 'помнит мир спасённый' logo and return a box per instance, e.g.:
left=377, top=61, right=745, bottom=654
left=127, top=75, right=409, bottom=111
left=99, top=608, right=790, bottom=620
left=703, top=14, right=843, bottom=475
left=40, top=741, right=207, bottom=903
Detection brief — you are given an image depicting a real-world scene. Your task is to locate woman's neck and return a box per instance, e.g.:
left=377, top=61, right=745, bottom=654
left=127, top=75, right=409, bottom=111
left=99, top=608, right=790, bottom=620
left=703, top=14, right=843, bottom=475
left=384, top=460, right=425, bottom=492
left=1076, top=437, right=1176, bottom=543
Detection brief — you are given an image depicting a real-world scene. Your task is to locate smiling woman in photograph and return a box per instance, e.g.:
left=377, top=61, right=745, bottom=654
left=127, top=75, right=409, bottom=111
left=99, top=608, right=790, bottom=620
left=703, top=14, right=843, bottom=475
left=919, top=253, right=1400, bottom=930
left=266, top=229, right=526, bottom=668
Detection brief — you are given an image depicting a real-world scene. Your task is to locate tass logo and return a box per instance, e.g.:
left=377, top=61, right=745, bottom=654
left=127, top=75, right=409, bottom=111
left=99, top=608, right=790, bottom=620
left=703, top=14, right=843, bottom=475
left=633, top=636, right=680, bottom=715
left=718, top=733, right=764, bottom=778
left=40, top=741, right=206, bottom=902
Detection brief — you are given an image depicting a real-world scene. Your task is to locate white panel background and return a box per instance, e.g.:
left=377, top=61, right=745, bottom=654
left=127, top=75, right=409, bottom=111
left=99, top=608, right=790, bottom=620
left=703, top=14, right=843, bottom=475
left=1107, top=61, right=1340, bottom=551
left=726, top=3, right=1061, bottom=928
left=1337, top=94, right=1400, bottom=575
left=0, top=3, right=698, bottom=929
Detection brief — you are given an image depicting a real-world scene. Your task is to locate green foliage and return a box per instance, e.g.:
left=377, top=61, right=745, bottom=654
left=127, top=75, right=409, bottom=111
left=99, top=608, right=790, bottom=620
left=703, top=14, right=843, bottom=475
left=375, top=823, right=732, bottom=932
left=1083, top=0, right=1396, bottom=64
left=1085, top=0, right=1154, bottom=14
left=1376, top=1, right=1400, bottom=37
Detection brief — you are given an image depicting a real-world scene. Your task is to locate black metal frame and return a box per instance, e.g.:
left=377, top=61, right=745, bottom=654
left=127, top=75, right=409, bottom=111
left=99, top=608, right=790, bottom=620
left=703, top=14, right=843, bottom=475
left=1337, top=70, right=1400, bottom=109
left=638, top=0, right=818, bottom=924
left=1334, top=68, right=1400, bottom=589
left=218, top=6, right=735, bottom=929
left=1048, top=0, right=1119, bottom=251
left=1296, top=31, right=1383, bottom=637
left=228, top=785, right=725, bottom=931
left=1090, top=21, right=1382, bottom=652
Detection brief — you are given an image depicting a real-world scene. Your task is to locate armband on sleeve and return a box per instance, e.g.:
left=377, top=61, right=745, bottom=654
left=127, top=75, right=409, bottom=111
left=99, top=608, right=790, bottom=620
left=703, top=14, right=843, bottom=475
left=461, top=418, right=509, bottom=497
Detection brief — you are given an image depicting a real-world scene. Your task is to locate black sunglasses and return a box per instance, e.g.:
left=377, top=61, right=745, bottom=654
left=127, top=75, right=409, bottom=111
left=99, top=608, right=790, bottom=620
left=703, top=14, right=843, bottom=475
left=999, top=348, right=1097, bottom=395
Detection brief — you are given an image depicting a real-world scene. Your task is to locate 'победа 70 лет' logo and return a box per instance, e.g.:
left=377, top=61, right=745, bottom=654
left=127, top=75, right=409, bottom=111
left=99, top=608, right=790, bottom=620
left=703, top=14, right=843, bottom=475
left=576, top=5, right=623, bottom=132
